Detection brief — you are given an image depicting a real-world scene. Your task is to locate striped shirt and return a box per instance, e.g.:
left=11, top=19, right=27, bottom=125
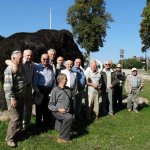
left=3, top=66, right=25, bottom=100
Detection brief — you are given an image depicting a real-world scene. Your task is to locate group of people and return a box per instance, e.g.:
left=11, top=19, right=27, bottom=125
left=3, top=49, right=144, bottom=147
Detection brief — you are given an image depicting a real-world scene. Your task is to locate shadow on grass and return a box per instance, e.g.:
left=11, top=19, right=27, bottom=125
left=138, top=102, right=149, bottom=111
left=16, top=123, right=51, bottom=142
left=70, top=119, right=89, bottom=140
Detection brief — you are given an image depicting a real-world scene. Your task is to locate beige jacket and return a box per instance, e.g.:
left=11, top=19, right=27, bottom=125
left=125, top=74, right=144, bottom=94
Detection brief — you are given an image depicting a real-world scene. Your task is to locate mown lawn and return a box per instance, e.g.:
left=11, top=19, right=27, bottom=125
left=0, top=80, right=150, bottom=150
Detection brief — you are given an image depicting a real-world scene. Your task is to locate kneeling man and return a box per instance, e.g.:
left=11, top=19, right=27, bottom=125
left=48, top=73, right=73, bottom=143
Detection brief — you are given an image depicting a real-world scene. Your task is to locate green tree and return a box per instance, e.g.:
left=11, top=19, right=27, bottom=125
left=140, top=0, right=150, bottom=52
left=121, top=58, right=144, bottom=69
left=67, top=0, right=113, bottom=67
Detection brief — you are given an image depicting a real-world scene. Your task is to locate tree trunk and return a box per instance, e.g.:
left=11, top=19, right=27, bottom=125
left=86, top=50, right=90, bottom=68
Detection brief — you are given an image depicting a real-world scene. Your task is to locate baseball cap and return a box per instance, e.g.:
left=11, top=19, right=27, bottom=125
left=116, top=64, right=122, bottom=68
left=131, top=67, right=137, bottom=71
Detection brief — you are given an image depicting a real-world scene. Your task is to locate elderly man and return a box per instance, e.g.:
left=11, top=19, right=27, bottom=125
left=47, top=48, right=56, bottom=75
left=5, top=49, right=35, bottom=130
left=72, top=58, right=86, bottom=120
left=48, top=73, right=73, bottom=143
left=86, top=60, right=102, bottom=120
left=114, top=64, right=125, bottom=111
left=101, top=60, right=118, bottom=116
left=125, top=68, right=144, bottom=113
left=4, top=51, right=25, bottom=147
left=56, top=56, right=65, bottom=77
left=61, top=60, right=78, bottom=117
left=33, top=53, right=56, bottom=128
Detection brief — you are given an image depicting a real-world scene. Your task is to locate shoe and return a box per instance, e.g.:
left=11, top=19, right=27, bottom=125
left=57, top=138, right=71, bottom=143
left=108, top=112, right=114, bottom=116
left=128, top=108, right=132, bottom=112
left=134, top=109, right=139, bottom=113
left=7, top=141, right=16, bottom=147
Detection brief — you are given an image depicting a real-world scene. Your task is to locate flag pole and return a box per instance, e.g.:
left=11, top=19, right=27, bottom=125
left=50, top=7, right=52, bottom=29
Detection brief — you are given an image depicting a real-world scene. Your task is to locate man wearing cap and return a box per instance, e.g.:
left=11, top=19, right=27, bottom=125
left=114, top=64, right=125, bottom=111
left=125, top=68, right=144, bottom=113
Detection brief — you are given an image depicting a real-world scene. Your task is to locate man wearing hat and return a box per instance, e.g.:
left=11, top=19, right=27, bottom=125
left=125, top=68, right=144, bottom=113
left=114, top=64, right=125, bottom=111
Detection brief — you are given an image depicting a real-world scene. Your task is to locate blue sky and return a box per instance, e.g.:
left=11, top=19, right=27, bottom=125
left=0, top=0, right=146, bottom=63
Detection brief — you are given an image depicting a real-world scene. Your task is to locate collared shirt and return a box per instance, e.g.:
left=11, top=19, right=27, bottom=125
left=4, top=66, right=25, bottom=100
left=131, top=76, right=138, bottom=88
left=86, top=69, right=101, bottom=94
left=48, top=86, right=72, bottom=111
left=61, top=69, right=77, bottom=90
left=72, top=66, right=86, bottom=90
left=103, top=68, right=113, bottom=88
left=33, top=63, right=56, bottom=92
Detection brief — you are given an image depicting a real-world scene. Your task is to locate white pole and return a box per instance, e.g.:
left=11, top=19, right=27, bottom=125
left=50, top=7, right=52, bottom=29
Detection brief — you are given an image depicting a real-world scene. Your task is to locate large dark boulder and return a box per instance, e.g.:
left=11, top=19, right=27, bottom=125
left=0, top=35, right=5, bottom=42
left=0, top=29, right=83, bottom=78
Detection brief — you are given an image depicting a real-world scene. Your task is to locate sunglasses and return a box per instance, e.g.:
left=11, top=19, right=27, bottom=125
left=105, top=64, right=110, bottom=65
left=43, top=58, right=49, bottom=61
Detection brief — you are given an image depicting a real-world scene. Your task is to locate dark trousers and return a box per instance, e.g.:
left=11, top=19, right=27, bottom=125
left=36, top=86, right=52, bottom=128
left=52, top=112, right=73, bottom=141
left=114, top=86, right=123, bottom=111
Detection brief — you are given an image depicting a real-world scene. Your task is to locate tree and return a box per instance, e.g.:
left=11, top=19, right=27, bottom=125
left=67, top=0, right=113, bottom=67
left=140, top=0, right=150, bottom=52
left=120, top=58, right=144, bottom=69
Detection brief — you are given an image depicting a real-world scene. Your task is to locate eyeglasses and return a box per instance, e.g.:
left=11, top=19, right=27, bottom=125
left=43, top=58, right=49, bottom=61
left=105, top=64, right=110, bottom=66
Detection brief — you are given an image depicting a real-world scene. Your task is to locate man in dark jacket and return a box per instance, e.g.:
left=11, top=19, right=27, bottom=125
left=114, top=64, right=125, bottom=111
left=101, top=60, right=119, bottom=116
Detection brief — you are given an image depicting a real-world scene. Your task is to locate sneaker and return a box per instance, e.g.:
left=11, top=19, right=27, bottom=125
left=134, top=109, right=139, bottom=113
left=128, top=108, right=132, bottom=112
left=7, top=141, right=16, bottom=147
left=57, top=138, right=71, bottom=143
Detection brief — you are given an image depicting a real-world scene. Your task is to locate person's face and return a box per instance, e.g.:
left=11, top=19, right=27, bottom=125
left=24, top=51, right=32, bottom=62
left=66, top=61, right=73, bottom=71
left=132, top=71, right=137, bottom=76
left=15, top=53, right=23, bottom=65
left=116, top=66, right=121, bottom=71
left=61, top=76, right=68, bottom=86
left=57, top=57, right=64, bottom=65
left=41, top=54, right=49, bottom=66
left=74, top=59, right=81, bottom=68
left=91, top=63, right=97, bottom=72
left=104, top=62, right=111, bottom=70
left=48, top=51, right=56, bottom=61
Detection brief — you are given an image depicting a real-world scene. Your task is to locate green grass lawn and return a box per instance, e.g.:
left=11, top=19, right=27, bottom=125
left=0, top=80, right=150, bottom=150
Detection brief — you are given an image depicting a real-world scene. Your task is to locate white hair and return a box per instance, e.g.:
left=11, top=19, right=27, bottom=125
left=11, top=50, right=21, bottom=60
left=47, top=48, right=56, bottom=54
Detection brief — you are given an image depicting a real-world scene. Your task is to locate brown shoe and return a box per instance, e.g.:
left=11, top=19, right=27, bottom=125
left=57, top=138, right=71, bottom=143
left=7, top=141, right=16, bottom=147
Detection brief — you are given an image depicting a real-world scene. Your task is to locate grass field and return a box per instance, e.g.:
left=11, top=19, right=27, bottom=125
left=0, top=80, right=150, bottom=150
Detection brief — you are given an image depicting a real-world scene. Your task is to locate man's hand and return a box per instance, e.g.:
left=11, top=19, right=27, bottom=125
left=58, top=108, right=66, bottom=113
left=108, top=84, right=113, bottom=88
left=93, top=84, right=101, bottom=89
left=11, top=99, right=17, bottom=108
